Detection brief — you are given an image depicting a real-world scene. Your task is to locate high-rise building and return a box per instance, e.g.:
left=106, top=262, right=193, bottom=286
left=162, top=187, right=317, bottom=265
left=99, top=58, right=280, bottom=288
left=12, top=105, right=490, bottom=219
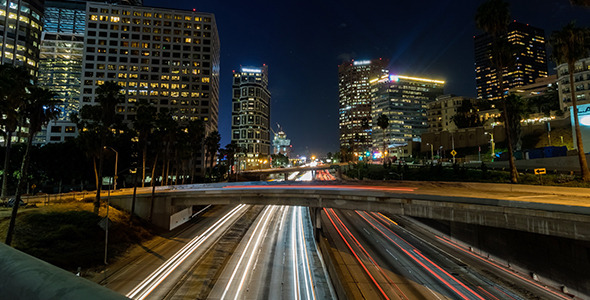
left=0, top=0, right=44, bottom=77
left=0, top=0, right=44, bottom=145
left=427, top=94, right=476, bottom=133
left=80, top=2, right=220, bottom=174
left=338, top=59, right=388, bottom=154
left=272, top=126, right=291, bottom=156
left=35, top=0, right=87, bottom=144
left=231, top=65, right=271, bottom=170
left=370, top=74, right=444, bottom=153
left=475, top=21, right=548, bottom=101
left=557, top=57, right=590, bottom=110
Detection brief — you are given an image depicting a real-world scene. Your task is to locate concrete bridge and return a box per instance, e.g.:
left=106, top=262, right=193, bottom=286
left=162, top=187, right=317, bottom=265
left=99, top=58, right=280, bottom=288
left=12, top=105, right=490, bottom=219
left=110, top=181, right=590, bottom=242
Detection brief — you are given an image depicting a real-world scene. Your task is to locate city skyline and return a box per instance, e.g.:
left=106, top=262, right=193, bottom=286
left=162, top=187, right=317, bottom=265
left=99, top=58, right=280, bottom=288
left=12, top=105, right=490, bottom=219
left=79, top=1, right=590, bottom=157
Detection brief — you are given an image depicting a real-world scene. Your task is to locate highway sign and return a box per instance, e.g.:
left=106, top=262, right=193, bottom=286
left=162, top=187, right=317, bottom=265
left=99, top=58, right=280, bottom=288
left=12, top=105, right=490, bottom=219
left=534, top=168, right=546, bottom=175
left=450, top=150, right=457, bottom=157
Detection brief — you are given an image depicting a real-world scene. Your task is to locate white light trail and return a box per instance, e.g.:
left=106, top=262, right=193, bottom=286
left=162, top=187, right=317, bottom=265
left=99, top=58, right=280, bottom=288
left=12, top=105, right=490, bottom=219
left=220, top=205, right=278, bottom=300
left=126, top=204, right=247, bottom=300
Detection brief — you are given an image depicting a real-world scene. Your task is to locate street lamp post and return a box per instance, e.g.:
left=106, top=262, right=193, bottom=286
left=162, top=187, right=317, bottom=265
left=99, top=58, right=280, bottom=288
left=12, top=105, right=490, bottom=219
left=104, top=146, right=118, bottom=190
left=485, top=132, right=495, bottom=162
left=426, top=143, right=434, bottom=163
left=102, top=146, right=117, bottom=265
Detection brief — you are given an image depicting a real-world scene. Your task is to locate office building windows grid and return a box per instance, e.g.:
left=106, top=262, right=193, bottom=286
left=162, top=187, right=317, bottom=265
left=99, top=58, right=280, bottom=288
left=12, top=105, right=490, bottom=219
left=81, top=3, right=220, bottom=130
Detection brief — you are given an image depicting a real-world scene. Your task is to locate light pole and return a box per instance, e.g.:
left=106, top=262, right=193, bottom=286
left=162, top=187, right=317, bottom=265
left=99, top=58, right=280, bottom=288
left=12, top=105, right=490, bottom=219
left=451, top=132, right=456, bottom=164
left=485, top=132, right=495, bottom=162
left=102, top=146, right=117, bottom=265
left=104, top=146, right=118, bottom=190
left=426, top=143, right=434, bottom=163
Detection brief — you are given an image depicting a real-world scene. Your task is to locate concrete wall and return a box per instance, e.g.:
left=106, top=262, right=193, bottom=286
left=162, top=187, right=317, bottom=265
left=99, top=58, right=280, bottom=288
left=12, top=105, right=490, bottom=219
left=416, top=218, right=590, bottom=296
left=483, top=153, right=590, bottom=174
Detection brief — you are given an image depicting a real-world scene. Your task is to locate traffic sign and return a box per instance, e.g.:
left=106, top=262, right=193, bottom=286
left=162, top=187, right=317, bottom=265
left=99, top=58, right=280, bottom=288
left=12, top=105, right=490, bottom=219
left=450, top=150, right=457, bottom=157
left=534, top=168, right=546, bottom=175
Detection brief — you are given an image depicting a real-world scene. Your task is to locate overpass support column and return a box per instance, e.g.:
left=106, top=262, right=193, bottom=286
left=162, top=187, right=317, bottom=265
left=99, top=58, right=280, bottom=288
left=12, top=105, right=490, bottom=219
left=309, top=206, right=322, bottom=242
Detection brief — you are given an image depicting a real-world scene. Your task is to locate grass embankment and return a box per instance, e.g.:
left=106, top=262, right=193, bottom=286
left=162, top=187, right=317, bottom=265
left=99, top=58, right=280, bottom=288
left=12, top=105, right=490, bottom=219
left=346, top=163, right=590, bottom=188
left=0, top=202, right=154, bottom=270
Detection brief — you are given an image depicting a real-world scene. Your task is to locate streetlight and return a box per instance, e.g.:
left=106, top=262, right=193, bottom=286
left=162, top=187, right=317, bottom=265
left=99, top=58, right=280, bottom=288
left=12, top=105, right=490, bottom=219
left=485, top=132, right=495, bottom=162
left=104, top=146, right=118, bottom=191
left=102, top=146, right=117, bottom=265
left=426, top=143, right=434, bottom=163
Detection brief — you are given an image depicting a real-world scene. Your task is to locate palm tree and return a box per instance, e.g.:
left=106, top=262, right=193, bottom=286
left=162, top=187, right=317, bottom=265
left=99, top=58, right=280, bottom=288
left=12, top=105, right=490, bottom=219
left=0, top=66, right=33, bottom=199
left=475, top=0, right=519, bottom=183
left=224, top=141, right=240, bottom=176
left=551, top=22, right=590, bottom=181
left=5, top=87, right=59, bottom=245
left=74, top=81, right=124, bottom=214
left=132, top=100, right=156, bottom=187
left=376, top=114, right=389, bottom=162
left=204, top=131, right=221, bottom=178
left=186, top=120, right=205, bottom=182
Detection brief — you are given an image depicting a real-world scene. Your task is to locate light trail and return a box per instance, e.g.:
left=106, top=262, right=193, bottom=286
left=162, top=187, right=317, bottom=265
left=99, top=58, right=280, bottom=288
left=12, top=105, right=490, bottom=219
left=222, top=184, right=416, bottom=192
left=435, top=235, right=573, bottom=300
left=358, top=211, right=484, bottom=300
left=220, top=205, right=278, bottom=300
left=126, top=204, right=248, bottom=300
left=294, top=206, right=316, bottom=300
left=327, top=208, right=408, bottom=300
left=323, top=208, right=392, bottom=300
left=291, top=207, right=300, bottom=300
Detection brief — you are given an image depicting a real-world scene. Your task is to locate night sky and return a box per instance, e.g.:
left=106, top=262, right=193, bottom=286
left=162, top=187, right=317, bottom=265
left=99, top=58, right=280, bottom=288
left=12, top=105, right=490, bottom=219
left=143, top=0, right=590, bottom=158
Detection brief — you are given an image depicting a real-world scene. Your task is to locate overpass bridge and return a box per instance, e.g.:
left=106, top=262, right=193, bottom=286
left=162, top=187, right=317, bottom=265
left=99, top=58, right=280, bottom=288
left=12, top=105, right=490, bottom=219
left=110, top=181, right=590, bottom=242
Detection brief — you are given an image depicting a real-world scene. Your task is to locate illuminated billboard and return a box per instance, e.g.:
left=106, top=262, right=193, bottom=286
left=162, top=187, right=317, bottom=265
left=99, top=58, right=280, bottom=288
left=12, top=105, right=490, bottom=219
left=571, top=103, right=590, bottom=153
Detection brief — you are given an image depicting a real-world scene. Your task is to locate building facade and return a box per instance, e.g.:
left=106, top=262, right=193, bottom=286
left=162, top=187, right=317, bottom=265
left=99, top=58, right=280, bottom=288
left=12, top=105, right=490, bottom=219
left=557, top=57, right=590, bottom=110
left=35, top=0, right=87, bottom=144
left=0, top=0, right=44, bottom=144
left=80, top=2, right=220, bottom=128
left=338, top=59, right=388, bottom=154
left=371, top=74, right=444, bottom=155
left=80, top=2, right=220, bottom=174
left=0, top=0, right=44, bottom=77
left=272, top=128, right=291, bottom=156
left=231, top=66, right=271, bottom=170
left=427, top=94, right=476, bottom=133
left=475, top=21, right=548, bottom=101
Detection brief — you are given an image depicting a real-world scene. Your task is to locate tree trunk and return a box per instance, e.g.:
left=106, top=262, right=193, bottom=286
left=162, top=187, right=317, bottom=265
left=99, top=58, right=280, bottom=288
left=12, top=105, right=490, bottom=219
left=1, top=131, right=13, bottom=199
left=141, top=143, right=147, bottom=187
left=5, top=134, right=33, bottom=245
left=498, top=68, right=518, bottom=183
left=130, top=168, right=138, bottom=223
left=569, top=66, right=590, bottom=181
left=150, top=153, right=159, bottom=186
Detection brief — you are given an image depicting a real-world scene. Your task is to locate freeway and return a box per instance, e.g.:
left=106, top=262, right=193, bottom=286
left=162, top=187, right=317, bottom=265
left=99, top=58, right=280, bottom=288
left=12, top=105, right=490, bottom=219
left=321, top=208, right=573, bottom=299
left=208, top=172, right=335, bottom=299
left=98, top=205, right=250, bottom=299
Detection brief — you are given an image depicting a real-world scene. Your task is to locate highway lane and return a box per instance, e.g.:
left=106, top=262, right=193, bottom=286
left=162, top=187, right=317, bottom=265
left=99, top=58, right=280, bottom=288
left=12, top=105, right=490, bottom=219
left=109, top=204, right=250, bottom=300
left=208, top=205, right=335, bottom=300
left=322, top=208, right=537, bottom=299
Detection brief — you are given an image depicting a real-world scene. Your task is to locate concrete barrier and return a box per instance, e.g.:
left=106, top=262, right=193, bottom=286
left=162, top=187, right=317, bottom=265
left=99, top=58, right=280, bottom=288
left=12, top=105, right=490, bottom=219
left=0, top=243, right=128, bottom=299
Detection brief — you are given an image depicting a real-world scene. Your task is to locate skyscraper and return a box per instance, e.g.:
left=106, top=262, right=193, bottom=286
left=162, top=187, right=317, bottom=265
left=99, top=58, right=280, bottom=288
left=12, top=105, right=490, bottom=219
left=80, top=2, right=220, bottom=127
left=80, top=2, right=220, bottom=174
left=231, top=66, right=271, bottom=170
left=475, top=21, right=548, bottom=101
left=557, top=57, right=590, bottom=110
left=35, top=0, right=87, bottom=144
left=338, top=59, right=388, bottom=154
left=371, top=74, right=444, bottom=153
left=0, top=0, right=44, bottom=77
